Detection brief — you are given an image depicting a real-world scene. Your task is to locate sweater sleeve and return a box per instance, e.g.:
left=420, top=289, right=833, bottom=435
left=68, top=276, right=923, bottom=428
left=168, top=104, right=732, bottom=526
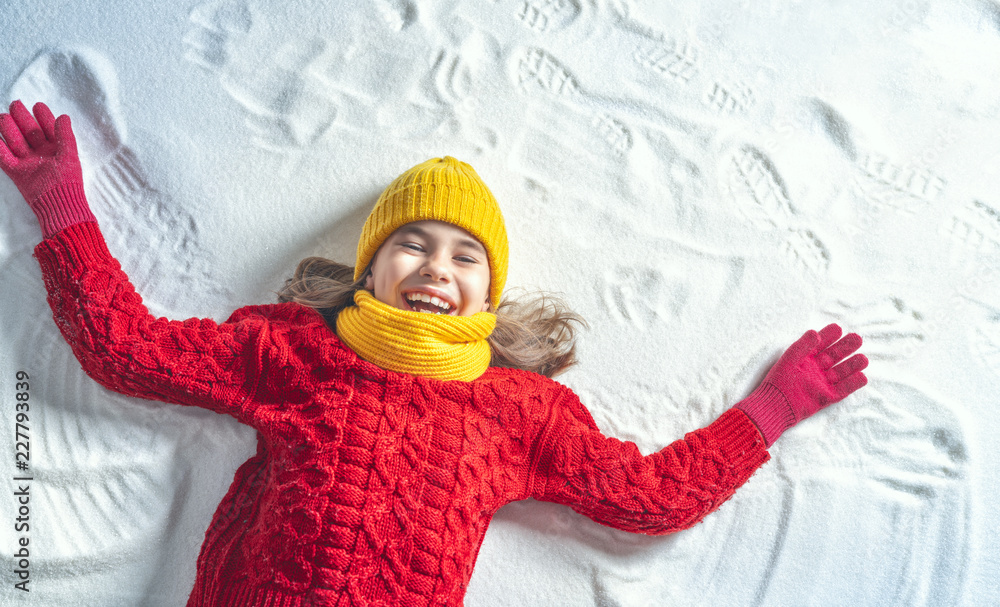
left=33, top=221, right=266, bottom=420
left=529, top=389, right=770, bottom=535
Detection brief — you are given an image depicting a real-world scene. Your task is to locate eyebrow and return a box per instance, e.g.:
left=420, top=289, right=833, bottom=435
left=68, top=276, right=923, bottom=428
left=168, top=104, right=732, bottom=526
left=396, top=225, right=487, bottom=254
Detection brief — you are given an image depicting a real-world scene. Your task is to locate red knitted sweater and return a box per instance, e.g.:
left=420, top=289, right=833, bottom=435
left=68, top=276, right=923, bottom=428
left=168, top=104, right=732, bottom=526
left=34, top=222, right=770, bottom=607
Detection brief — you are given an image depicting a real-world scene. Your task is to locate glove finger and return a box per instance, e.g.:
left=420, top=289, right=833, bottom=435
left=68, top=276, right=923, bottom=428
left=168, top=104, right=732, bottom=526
left=54, top=115, right=78, bottom=156
left=832, top=370, right=868, bottom=400
left=826, top=353, right=869, bottom=383
left=816, top=323, right=843, bottom=350
left=10, top=100, right=47, bottom=150
left=0, top=113, right=31, bottom=158
left=33, top=102, right=57, bottom=142
left=819, top=332, right=864, bottom=367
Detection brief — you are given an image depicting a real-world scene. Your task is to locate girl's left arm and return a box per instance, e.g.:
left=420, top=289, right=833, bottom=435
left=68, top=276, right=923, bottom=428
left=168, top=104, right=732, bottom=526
left=529, top=391, right=769, bottom=535
left=528, top=327, right=867, bottom=535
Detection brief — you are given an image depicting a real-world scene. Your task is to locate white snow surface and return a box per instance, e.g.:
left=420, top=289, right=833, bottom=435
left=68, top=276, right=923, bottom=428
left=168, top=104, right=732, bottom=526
left=1, top=0, right=998, bottom=605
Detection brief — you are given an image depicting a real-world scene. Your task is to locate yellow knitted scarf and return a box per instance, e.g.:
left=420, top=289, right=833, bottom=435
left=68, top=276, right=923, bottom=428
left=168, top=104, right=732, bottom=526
left=336, top=290, right=496, bottom=382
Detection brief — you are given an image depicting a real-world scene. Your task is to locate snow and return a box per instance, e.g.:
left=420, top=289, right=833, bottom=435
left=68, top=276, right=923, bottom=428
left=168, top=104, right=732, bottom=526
left=1, top=0, right=998, bottom=605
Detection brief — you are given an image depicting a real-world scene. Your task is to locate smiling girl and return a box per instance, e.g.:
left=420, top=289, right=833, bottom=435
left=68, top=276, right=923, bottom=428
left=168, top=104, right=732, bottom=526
left=367, top=221, right=492, bottom=316
left=1, top=101, right=868, bottom=607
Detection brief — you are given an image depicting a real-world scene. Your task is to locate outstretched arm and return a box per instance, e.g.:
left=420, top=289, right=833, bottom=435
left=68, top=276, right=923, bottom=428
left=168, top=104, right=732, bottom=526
left=531, top=393, right=769, bottom=535
left=530, top=325, right=868, bottom=535
left=1, top=100, right=265, bottom=420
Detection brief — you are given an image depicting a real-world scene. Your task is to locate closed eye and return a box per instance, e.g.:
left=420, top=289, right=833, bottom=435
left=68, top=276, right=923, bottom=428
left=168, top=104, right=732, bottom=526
left=401, top=243, right=424, bottom=252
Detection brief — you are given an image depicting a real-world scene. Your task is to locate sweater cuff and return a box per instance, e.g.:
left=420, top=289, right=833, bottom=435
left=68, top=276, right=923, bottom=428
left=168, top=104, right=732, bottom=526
left=704, top=408, right=771, bottom=481
left=31, top=182, right=98, bottom=239
left=34, top=221, right=114, bottom=270
left=734, top=382, right=796, bottom=447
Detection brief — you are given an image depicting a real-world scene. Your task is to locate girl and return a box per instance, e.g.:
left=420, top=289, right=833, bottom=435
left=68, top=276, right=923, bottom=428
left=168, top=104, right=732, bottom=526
left=0, top=100, right=868, bottom=607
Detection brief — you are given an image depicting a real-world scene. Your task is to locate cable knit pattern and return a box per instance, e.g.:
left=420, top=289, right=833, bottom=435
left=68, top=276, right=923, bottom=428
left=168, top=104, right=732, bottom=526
left=534, top=401, right=770, bottom=534
left=34, top=222, right=770, bottom=607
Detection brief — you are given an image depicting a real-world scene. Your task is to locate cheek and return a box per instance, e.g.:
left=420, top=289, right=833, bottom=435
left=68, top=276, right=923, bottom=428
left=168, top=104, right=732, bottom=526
left=369, top=253, right=404, bottom=303
left=470, top=268, right=491, bottom=302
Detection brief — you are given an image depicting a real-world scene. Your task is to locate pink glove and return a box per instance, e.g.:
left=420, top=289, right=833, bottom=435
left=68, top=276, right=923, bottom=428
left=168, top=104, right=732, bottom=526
left=0, top=100, right=95, bottom=237
left=736, top=323, right=869, bottom=446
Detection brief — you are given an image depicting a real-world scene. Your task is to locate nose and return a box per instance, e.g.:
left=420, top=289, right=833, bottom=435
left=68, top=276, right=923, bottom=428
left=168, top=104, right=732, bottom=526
left=420, top=252, right=451, bottom=282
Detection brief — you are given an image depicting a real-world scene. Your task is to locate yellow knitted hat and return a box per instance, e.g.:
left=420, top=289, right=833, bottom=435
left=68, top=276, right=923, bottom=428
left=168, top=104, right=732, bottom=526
left=354, top=157, right=508, bottom=308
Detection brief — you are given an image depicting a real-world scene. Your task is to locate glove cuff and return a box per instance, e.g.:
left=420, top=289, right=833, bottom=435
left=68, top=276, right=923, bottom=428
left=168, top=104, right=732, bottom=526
left=735, top=382, right=796, bottom=447
left=30, top=182, right=97, bottom=238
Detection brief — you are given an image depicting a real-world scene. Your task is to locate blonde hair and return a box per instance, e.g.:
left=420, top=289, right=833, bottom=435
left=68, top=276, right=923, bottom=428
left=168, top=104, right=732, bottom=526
left=278, top=257, right=587, bottom=378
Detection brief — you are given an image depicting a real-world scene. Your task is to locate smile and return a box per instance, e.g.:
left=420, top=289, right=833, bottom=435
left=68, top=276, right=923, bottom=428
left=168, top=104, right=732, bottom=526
left=403, top=291, right=456, bottom=315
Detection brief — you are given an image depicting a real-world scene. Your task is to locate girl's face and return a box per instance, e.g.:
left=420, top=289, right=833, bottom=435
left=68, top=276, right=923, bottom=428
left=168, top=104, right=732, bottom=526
left=364, top=220, right=491, bottom=316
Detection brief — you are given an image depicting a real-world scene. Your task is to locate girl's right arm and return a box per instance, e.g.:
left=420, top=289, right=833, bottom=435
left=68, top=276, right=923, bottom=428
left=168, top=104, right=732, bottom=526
left=33, top=222, right=266, bottom=417
left=2, top=100, right=265, bottom=419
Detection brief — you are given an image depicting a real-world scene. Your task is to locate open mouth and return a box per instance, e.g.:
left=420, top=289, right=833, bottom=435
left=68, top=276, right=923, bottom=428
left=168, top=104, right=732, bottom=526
left=402, top=292, right=457, bottom=315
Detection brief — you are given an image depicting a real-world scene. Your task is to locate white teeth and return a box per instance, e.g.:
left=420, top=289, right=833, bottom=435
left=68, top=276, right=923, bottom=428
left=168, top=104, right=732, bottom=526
left=405, top=292, right=452, bottom=310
